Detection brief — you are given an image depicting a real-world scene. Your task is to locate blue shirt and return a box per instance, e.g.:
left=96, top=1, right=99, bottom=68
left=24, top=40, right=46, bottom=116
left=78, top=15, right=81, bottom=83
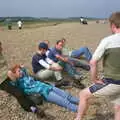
left=10, top=68, right=53, bottom=99
left=48, top=47, right=62, bottom=62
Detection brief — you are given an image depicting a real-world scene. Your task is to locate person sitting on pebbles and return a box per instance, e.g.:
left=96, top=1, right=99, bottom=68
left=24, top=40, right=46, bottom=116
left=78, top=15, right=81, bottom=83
left=7, top=64, right=80, bottom=112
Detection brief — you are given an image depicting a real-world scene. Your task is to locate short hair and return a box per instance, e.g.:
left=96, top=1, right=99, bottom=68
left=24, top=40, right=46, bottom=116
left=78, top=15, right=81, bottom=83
left=109, top=12, right=120, bottom=28
left=60, top=38, right=66, bottom=43
left=56, top=40, right=62, bottom=45
left=38, top=42, right=48, bottom=50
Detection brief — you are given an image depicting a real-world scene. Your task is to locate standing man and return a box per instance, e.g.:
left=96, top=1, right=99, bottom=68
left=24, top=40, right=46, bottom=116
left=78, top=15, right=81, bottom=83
left=17, top=20, right=23, bottom=29
left=75, top=12, right=120, bottom=120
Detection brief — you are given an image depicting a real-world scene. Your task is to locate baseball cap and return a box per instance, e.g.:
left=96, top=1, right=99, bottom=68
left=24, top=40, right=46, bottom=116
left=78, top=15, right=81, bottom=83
left=38, top=42, right=48, bottom=50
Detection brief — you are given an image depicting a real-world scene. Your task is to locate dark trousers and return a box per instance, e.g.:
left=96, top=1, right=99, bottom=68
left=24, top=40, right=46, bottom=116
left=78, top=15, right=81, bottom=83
left=0, top=78, right=43, bottom=112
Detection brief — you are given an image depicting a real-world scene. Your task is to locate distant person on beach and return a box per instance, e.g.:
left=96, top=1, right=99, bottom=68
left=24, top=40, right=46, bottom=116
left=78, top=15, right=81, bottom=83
left=5, top=18, right=12, bottom=30
left=7, top=64, right=79, bottom=112
left=75, top=12, right=120, bottom=120
left=17, top=20, right=23, bottom=29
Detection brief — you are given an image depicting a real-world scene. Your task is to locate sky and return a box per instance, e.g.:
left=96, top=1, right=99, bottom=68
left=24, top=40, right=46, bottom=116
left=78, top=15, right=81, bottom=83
left=0, top=0, right=120, bottom=18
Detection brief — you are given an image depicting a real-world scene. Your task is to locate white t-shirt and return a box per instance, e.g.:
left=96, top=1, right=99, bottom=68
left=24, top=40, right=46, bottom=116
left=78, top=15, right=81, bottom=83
left=92, top=33, right=120, bottom=61
left=17, top=21, right=22, bottom=27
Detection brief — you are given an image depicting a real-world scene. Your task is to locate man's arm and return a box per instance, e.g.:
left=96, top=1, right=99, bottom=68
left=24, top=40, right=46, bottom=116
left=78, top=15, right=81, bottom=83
left=39, top=59, right=61, bottom=71
left=89, top=59, right=98, bottom=83
left=56, top=54, right=70, bottom=63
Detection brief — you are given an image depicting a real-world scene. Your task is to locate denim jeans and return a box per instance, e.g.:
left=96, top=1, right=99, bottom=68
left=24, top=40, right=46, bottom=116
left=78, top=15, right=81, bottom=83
left=46, top=87, right=79, bottom=112
left=71, top=47, right=92, bottom=61
left=68, top=58, right=90, bottom=71
left=64, top=63, right=81, bottom=76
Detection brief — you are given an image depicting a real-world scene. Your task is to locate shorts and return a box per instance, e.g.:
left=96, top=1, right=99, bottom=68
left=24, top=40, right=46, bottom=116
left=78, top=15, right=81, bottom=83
left=89, top=78, right=120, bottom=105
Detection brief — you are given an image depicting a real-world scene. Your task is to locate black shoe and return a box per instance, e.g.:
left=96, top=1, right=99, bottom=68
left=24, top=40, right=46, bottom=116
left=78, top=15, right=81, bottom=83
left=80, top=65, right=90, bottom=71
left=55, top=80, right=72, bottom=88
left=72, top=81, right=85, bottom=89
left=75, top=63, right=90, bottom=71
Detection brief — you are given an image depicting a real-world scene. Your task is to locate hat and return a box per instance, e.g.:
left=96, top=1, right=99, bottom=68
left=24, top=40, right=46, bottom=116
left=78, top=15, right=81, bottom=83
left=38, top=42, right=48, bottom=50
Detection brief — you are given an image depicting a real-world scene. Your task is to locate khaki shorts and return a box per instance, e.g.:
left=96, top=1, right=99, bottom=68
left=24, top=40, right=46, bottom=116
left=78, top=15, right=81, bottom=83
left=89, top=79, right=120, bottom=105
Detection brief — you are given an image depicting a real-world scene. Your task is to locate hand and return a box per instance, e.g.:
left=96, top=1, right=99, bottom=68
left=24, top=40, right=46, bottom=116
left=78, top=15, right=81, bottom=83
left=93, top=79, right=104, bottom=84
left=64, top=57, right=69, bottom=62
left=49, top=66, right=61, bottom=71
left=20, top=64, right=24, bottom=68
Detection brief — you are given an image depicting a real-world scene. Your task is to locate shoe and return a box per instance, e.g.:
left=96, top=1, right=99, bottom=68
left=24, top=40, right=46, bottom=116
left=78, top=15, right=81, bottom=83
left=73, top=74, right=85, bottom=80
left=80, top=65, right=90, bottom=71
left=72, top=80, right=85, bottom=89
left=55, top=80, right=72, bottom=88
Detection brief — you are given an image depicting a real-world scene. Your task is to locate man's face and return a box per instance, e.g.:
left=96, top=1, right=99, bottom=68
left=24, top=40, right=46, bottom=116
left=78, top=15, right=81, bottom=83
left=56, top=42, right=63, bottom=50
left=40, top=48, right=47, bottom=55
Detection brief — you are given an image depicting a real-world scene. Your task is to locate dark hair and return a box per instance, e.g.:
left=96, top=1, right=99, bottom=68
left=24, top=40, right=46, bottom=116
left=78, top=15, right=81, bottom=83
left=61, top=38, right=66, bottom=42
left=56, top=40, right=62, bottom=45
left=38, top=42, right=48, bottom=50
left=109, top=12, right=120, bottom=28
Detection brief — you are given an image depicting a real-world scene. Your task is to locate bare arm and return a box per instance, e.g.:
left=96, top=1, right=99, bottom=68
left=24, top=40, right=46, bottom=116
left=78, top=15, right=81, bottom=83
left=90, top=59, right=103, bottom=84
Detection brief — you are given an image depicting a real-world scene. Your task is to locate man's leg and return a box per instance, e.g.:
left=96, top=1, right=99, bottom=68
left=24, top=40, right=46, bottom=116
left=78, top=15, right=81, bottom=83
left=36, top=69, right=53, bottom=80
left=51, top=63, right=63, bottom=81
left=75, top=87, right=92, bottom=120
left=71, top=47, right=92, bottom=61
left=114, top=104, right=120, bottom=120
left=69, top=57, right=90, bottom=71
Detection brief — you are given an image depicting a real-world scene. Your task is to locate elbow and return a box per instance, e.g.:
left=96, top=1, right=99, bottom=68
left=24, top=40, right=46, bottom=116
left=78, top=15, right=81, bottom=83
left=89, top=59, right=97, bottom=68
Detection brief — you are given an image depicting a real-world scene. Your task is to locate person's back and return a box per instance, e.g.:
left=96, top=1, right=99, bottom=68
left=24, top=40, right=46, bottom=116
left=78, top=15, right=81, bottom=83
left=75, top=12, right=120, bottom=120
left=100, top=34, right=120, bottom=80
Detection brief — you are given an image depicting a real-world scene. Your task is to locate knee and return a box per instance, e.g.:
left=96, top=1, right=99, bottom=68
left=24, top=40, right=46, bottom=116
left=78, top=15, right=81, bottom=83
left=114, top=104, right=120, bottom=112
left=79, top=47, right=88, bottom=52
left=79, top=89, right=90, bottom=101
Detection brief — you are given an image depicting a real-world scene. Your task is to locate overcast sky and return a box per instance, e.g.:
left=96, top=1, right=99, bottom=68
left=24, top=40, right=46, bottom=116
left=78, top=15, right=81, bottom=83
left=0, top=0, right=120, bottom=18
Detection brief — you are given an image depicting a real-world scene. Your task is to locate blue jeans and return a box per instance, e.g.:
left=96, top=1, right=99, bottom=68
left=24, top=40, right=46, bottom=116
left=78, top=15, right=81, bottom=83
left=68, top=57, right=90, bottom=71
left=58, top=61, right=81, bottom=77
left=46, top=87, right=79, bottom=112
left=71, top=47, right=92, bottom=61
left=64, top=63, right=81, bottom=76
